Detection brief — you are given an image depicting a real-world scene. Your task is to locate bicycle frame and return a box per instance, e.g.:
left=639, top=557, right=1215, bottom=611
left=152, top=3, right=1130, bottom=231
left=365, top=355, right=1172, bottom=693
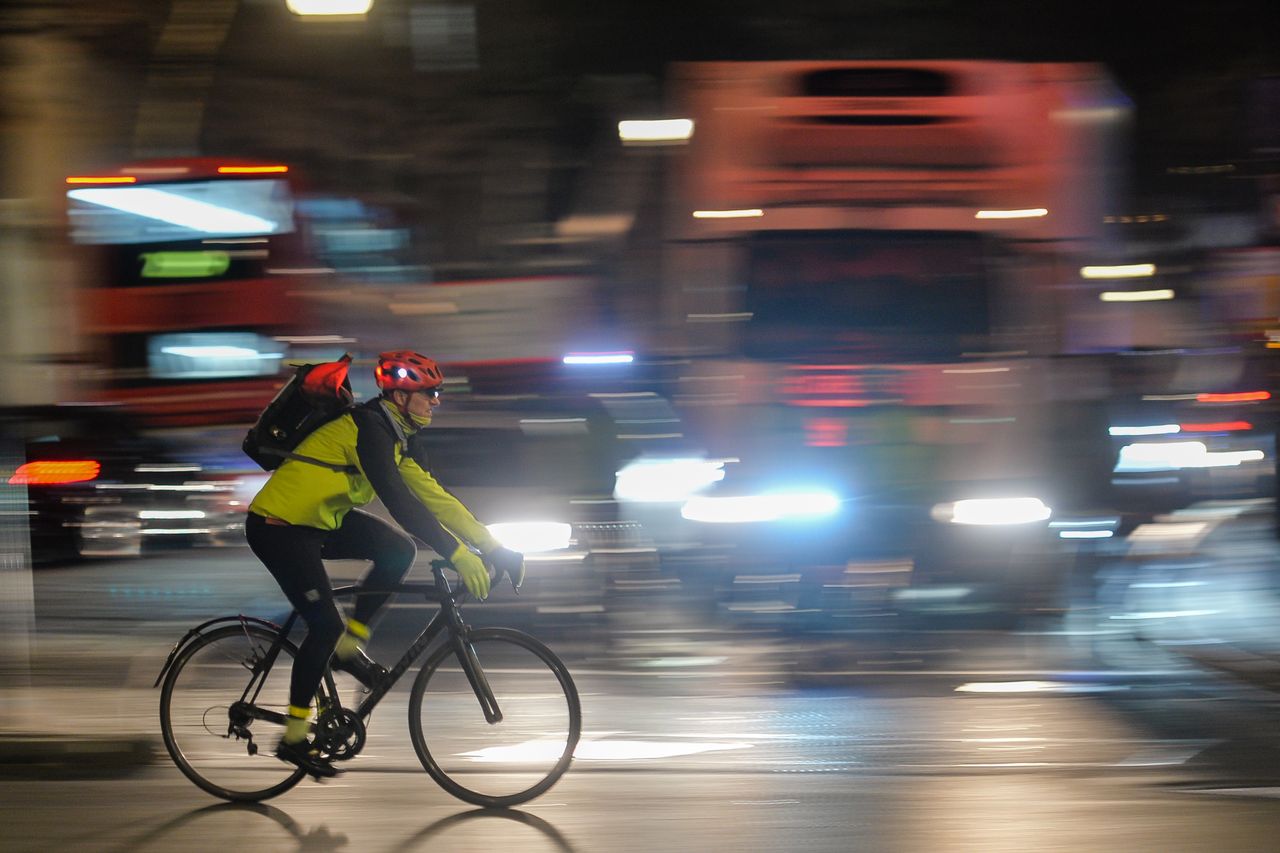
left=333, top=578, right=459, bottom=721
left=337, top=560, right=505, bottom=724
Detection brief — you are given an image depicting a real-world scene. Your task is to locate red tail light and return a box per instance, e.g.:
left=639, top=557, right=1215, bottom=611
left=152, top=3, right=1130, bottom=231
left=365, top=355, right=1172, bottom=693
left=1196, top=391, right=1270, bottom=403
left=1179, top=421, right=1252, bottom=433
left=8, top=460, right=102, bottom=485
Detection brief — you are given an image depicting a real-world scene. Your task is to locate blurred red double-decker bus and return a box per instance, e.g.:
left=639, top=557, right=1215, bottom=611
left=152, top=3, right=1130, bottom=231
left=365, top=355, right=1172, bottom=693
left=650, top=61, right=1133, bottom=618
left=66, top=158, right=314, bottom=426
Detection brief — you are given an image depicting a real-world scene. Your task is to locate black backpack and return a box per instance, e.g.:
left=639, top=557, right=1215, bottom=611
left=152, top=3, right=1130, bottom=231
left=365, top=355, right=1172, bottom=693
left=243, top=354, right=358, bottom=473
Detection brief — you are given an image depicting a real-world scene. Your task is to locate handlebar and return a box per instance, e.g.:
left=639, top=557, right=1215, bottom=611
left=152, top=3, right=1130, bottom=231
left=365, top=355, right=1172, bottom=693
left=428, top=553, right=520, bottom=598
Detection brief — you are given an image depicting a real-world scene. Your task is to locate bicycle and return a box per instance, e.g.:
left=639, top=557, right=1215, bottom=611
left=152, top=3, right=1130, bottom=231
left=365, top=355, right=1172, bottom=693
left=155, top=557, right=581, bottom=806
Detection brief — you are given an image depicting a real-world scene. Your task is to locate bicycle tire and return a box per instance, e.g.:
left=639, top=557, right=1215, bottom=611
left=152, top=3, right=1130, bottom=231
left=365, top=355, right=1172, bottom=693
left=407, top=627, right=581, bottom=807
left=159, top=623, right=308, bottom=801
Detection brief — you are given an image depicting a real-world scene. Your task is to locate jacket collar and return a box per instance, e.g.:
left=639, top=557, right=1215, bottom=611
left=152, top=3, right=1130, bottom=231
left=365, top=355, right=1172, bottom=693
left=379, top=398, right=419, bottom=434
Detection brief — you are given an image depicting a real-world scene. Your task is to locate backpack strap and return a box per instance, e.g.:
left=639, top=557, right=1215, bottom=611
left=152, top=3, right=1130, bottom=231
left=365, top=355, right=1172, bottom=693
left=259, top=446, right=360, bottom=474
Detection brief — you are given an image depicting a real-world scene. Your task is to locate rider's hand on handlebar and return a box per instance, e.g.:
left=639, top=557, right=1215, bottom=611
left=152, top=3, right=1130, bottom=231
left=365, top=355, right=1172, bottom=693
left=488, top=546, right=526, bottom=591
left=449, top=544, right=490, bottom=600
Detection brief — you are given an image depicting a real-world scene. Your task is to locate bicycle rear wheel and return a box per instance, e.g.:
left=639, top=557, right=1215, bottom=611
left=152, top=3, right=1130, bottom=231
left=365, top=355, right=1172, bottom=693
left=159, top=623, right=307, bottom=801
left=408, top=627, right=581, bottom=807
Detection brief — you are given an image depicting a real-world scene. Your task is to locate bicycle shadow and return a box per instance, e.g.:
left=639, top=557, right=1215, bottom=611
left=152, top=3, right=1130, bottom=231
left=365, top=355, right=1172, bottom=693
left=391, top=807, right=578, bottom=853
left=105, top=802, right=348, bottom=852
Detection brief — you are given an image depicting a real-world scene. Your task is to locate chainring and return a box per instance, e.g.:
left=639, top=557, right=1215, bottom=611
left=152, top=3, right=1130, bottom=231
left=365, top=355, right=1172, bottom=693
left=315, top=707, right=366, bottom=761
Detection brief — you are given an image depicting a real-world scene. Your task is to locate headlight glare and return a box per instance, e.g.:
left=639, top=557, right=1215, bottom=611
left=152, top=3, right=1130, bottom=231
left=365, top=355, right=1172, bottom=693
left=485, top=522, right=573, bottom=553
left=614, top=458, right=726, bottom=503
left=934, top=497, right=1051, bottom=526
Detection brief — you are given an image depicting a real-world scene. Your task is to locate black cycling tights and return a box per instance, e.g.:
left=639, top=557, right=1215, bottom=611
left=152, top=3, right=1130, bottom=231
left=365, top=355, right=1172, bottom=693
left=245, top=510, right=417, bottom=709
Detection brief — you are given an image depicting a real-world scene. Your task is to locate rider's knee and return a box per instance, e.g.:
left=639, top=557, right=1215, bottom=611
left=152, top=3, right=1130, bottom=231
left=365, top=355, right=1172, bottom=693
left=301, top=600, right=344, bottom=648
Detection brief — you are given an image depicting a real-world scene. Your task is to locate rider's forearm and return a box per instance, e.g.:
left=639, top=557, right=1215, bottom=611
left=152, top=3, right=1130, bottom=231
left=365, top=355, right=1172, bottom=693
left=399, top=460, right=501, bottom=553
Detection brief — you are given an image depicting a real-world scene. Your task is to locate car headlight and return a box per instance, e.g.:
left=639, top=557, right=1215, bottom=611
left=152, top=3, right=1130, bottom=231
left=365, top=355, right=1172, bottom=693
left=485, top=522, right=573, bottom=554
left=932, top=497, right=1051, bottom=526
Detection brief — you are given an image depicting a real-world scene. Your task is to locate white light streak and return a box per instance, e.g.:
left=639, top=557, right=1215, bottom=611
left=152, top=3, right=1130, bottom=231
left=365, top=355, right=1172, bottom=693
left=161, top=346, right=279, bottom=360
left=563, top=353, right=634, bottom=365
left=692, top=209, right=764, bottom=219
left=975, top=208, right=1048, bottom=219
left=936, top=497, right=1051, bottom=526
left=1100, top=289, right=1175, bottom=302
left=1080, top=263, right=1157, bottom=279
left=955, top=681, right=1062, bottom=693
left=1049, top=519, right=1116, bottom=528
left=1109, top=424, right=1180, bottom=436
left=287, top=0, right=373, bottom=14
left=617, top=119, right=695, bottom=143
left=954, top=681, right=1128, bottom=694
left=1115, top=441, right=1264, bottom=472
left=67, top=187, right=277, bottom=235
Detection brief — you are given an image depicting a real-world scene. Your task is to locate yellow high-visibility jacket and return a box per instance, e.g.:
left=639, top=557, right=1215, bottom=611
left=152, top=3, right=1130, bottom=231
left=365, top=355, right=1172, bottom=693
left=250, top=398, right=499, bottom=557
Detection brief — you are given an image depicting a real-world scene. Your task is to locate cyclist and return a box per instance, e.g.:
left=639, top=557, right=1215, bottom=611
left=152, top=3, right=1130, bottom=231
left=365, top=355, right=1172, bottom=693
left=245, top=350, right=525, bottom=777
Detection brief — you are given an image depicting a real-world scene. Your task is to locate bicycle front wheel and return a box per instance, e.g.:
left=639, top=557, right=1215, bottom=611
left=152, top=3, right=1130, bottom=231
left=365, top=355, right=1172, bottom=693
left=408, top=627, right=581, bottom=807
left=159, top=623, right=307, bottom=801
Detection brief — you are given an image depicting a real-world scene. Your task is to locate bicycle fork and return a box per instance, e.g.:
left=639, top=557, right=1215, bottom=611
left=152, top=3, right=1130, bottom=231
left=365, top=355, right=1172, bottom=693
left=452, top=632, right=503, bottom=724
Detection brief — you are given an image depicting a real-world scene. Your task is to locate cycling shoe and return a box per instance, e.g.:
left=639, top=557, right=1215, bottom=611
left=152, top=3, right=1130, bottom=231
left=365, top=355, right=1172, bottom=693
left=333, top=649, right=388, bottom=689
left=275, top=738, right=342, bottom=778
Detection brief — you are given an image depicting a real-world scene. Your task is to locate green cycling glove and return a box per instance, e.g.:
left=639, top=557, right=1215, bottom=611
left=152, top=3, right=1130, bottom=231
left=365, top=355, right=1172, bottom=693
left=449, top=543, right=490, bottom=600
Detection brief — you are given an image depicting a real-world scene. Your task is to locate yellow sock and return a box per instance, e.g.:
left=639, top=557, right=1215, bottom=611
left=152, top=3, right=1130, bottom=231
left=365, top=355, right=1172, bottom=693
left=335, top=618, right=370, bottom=660
left=284, top=705, right=311, bottom=744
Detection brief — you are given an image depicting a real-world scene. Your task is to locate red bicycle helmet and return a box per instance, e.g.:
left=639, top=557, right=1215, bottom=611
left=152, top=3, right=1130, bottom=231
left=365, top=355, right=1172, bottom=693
left=374, top=350, right=443, bottom=393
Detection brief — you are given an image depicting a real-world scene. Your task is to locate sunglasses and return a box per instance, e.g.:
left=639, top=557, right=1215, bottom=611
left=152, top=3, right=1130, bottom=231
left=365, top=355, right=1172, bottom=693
left=416, top=387, right=442, bottom=401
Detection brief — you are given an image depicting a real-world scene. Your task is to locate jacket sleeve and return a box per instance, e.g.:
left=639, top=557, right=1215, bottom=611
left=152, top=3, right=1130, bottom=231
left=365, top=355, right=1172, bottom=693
left=397, top=456, right=502, bottom=554
left=352, top=407, right=460, bottom=557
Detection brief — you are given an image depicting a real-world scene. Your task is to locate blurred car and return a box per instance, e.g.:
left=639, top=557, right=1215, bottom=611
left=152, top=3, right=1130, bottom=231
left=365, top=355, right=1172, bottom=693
left=0, top=404, right=242, bottom=565
left=1100, top=349, right=1276, bottom=514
